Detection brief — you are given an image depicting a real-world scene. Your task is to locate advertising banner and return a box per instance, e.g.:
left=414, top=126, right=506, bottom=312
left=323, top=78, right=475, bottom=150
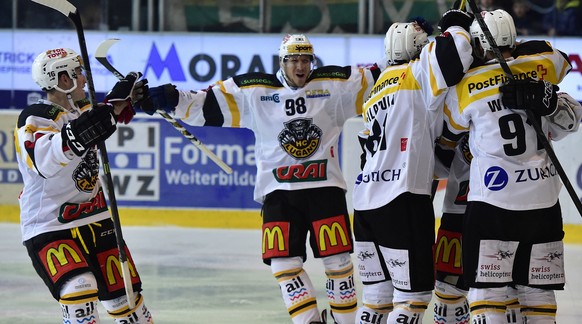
left=1, top=111, right=260, bottom=209
left=106, top=117, right=259, bottom=208
left=2, top=31, right=582, bottom=222
left=0, top=30, right=383, bottom=109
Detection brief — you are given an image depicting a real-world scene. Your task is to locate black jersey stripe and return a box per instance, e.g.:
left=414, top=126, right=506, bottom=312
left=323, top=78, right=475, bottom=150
left=202, top=90, right=225, bottom=126
left=17, top=104, right=64, bottom=128
left=435, top=33, right=466, bottom=87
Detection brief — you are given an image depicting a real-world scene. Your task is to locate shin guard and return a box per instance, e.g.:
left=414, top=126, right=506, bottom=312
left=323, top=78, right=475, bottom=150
left=323, top=253, right=357, bottom=324
left=272, top=257, right=320, bottom=324
left=388, top=290, right=432, bottom=324
left=101, top=293, right=153, bottom=323
left=517, top=285, right=557, bottom=324
left=468, top=287, right=508, bottom=324
left=434, top=280, right=469, bottom=324
left=505, top=286, right=522, bottom=324
left=59, top=273, right=100, bottom=324
left=355, top=281, right=393, bottom=324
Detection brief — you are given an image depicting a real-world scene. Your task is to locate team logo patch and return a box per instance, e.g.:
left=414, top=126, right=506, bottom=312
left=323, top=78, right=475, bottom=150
left=455, top=180, right=469, bottom=205
left=262, top=222, right=290, bottom=259
left=484, top=166, right=508, bottom=191
left=400, top=138, right=408, bottom=152
left=312, top=215, right=352, bottom=256
left=58, top=188, right=108, bottom=223
left=305, top=89, right=330, bottom=99
left=96, top=247, right=140, bottom=292
left=435, top=229, right=462, bottom=275
left=260, top=93, right=280, bottom=103
left=273, top=159, right=327, bottom=183
left=73, top=149, right=99, bottom=192
left=39, top=240, right=88, bottom=283
left=278, top=118, right=322, bottom=159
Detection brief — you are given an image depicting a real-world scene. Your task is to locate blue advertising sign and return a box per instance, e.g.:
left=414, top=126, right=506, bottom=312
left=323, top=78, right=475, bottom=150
left=105, top=116, right=260, bottom=209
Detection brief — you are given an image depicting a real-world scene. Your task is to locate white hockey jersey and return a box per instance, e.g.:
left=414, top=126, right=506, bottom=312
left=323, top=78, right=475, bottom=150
left=15, top=100, right=110, bottom=242
left=172, top=65, right=379, bottom=202
left=440, top=135, right=471, bottom=215
left=444, top=41, right=580, bottom=210
left=352, top=26, right=474, bottom=211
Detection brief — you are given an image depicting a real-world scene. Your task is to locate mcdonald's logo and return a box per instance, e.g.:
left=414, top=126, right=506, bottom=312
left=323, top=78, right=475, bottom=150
left=39, top=240, right=87, bottom=283
left=262, top=222, right=289, bottom=259
left=319, top=223, right=348, bottom=250
left=434, top=229, right=462, bottom=275
left=313, top=215, right=352, bottom=257
left=97, top=248, right=139, bottom=292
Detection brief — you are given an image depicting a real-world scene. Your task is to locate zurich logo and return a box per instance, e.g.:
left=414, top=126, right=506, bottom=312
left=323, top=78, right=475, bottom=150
left=484, top=166, right=508, bottom=191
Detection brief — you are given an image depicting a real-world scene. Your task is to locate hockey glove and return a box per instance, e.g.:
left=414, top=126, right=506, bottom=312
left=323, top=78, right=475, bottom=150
left=116, top=103, right=135, bottom=125
left=106, top=72, right=141, bottom=102
left=62, top=104, right=117, bottom=156
left=138, top=83, right=179, bottom=115
left=438, top=9, right=474, bottom=33
left=500, top=78, right=559, bottom=116
left=105, top=72, right=141, bottom=124
left=132, top=78, right=149, bottom=104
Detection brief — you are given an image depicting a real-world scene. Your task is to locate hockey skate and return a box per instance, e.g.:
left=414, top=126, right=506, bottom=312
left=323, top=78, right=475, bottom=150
left=309, top=309, right=339, bottom=324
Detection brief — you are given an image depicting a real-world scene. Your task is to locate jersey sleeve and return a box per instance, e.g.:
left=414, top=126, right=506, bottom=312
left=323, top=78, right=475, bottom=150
left=172, top=81, right=246, bottom=128
left=15, top=106, right=75, bottom=178
left=432, top=26, right=474, bottom=88
left=408, top=26, right=473, bottom=113
left=173, top=74, right=282, bottom=128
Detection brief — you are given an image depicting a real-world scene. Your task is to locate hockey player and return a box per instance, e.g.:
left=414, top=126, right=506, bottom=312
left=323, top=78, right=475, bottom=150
left=352, top=6, right=474, bottom=324
left=442, top=9, right=582, bottom=324
left=354, top=17, right=433, bottom=324
left=434, top=133, right=524, bottom=324
left=134, top=34, right=380, bottom=324
left=15, top=48, right=153, bottom=323
left=432, top=133, right=472, bottom=324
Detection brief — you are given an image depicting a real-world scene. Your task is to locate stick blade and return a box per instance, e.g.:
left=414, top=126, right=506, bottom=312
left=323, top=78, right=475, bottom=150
left=95, top=39, right=125, bottom=79
left=120, top=261, right=136, bottom=308
left=95, top=38, right=121, bottom=59
left=31, top=0, right=76, bottom=17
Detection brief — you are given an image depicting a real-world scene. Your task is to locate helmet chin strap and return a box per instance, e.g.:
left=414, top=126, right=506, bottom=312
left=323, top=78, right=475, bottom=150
left=56, top=78, right=82, bottom=113
left=279, top=61, right=298, bottom=89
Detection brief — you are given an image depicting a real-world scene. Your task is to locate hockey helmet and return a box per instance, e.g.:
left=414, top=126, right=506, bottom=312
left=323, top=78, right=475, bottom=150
left=384, top=20, right=431, bottom=65
left=279, top=34, right=315, bottom=62
left=470, top=9, right=516, bottom=54
left=32, top=48, right=83, bottom=92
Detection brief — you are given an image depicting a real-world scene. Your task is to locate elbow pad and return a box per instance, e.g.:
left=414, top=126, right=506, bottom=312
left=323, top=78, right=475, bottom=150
left=547, top=92, right=579, bottom=131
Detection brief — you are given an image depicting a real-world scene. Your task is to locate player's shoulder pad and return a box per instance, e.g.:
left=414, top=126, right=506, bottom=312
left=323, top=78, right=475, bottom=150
left=17, top=103, right=63, bottom=128
left=308, top=65, right=353, bottom=81
left=512, top=40, right=554, bottom=58
left=231, top=72, right=283, bottom=88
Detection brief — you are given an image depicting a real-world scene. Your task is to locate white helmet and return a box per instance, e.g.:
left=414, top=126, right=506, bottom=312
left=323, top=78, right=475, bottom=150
left=470, top=9, right=516, bottom=55
left=279, top=34, right=315, bottom=62
left=384, top=21, right=429, bottom=65
left=32, top=48, right=82, bottom=92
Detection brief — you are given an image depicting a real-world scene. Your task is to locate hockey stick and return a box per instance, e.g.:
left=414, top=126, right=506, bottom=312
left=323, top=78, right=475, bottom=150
left=31, top=0, right=137, bottom=308
left=95, top=39, right=233, bottom=174
left=467, top=0, right=582, bottom=217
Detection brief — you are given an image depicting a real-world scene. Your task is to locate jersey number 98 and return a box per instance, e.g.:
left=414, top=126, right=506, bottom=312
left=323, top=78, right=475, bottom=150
left=285, top=97, right=307, bottom=116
